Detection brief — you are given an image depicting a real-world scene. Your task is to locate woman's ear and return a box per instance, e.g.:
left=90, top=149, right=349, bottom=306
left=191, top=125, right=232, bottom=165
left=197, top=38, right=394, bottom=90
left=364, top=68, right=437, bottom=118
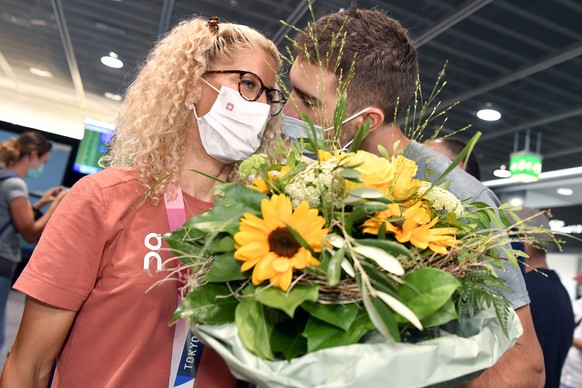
left=362, top=107, right=384, bottom=132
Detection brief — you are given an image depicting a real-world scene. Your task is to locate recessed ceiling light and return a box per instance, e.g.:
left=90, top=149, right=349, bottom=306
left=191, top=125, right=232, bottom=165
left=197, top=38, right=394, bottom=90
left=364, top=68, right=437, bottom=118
left=509, top=197, right=524, bottom=206
left=493, top=164, right=511, bottom=178
left=101, top=52, right=123, bottom=69
left=477, top=108, right=501, bottom=121
left=557, top=188, right=573, bottom=196
left=30, top=19, right=47, bottom=26
left=104, top=92, right=122, bottom=101
left=29, top=67, right=53, bottom=78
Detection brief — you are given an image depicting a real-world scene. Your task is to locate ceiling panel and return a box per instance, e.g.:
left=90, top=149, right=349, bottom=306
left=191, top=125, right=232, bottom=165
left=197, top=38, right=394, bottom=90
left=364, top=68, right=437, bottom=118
left=0, top=0, right=580, bottom=184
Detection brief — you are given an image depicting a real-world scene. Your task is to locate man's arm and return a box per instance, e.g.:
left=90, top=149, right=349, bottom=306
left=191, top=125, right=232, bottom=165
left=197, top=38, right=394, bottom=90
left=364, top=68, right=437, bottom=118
left=460, top=305, right=544, bottom=387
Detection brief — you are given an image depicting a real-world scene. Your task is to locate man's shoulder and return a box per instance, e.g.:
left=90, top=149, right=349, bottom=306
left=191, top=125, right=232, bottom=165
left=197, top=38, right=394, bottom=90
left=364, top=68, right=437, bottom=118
left=405, top=140, right=496, bottom=204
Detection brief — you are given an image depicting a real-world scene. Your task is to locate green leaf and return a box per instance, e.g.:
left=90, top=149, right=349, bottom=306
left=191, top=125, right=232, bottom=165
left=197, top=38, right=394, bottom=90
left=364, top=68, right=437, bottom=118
left=213, top=183, right=267, bottom=211
left=270, top=316, right=308, bottom=360
left=348, top=187, right=386, bottom=199
left=254, top=285, right=319, bottom=317
left=303, top=311, right=374, bottom=352
left=420, top=299, right=458, bottom=328
left=360, top=280, right=398, bottom=341
left=347, top=119, right=371, bottom=153
left=174, top=283, right=237, bottom=324
left=353, top=245, right=404, bottom=275
left=354, top=238, right=413, bottom=258
left=184, top=202, right=248, bottom=236
left=203, top=252, right=246, bottom=282
left=370, top=296, right=401, bottom=341
left=333, top=93, right=348, bottom=139
left=165, top=228, right=204, bottom=259
left=399, top=268, right=461, bottom=320
left=338, top=168, right=362, bottom=181
left=204, top=235, right=235, bottom=253
left=236, top=290, right=275, bottom=360
left=301, top=301, right=359, bottom=331
left=285, top=223, right=317, bottom=256
left=326, top=247, right=346, bottom=286
left=429, top=132, right=482, bottom=188
left=376, top=291, right=422, bottom=330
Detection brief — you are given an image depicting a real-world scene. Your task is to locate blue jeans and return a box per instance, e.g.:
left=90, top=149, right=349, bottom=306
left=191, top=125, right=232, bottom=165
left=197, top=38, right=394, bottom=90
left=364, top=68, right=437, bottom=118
left=0, top=275, right=12, bottom=352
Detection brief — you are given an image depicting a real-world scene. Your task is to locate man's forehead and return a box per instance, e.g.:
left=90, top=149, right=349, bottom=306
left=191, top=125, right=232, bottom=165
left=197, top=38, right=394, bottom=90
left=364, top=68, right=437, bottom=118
left=290, top=58, right=337, bottom=94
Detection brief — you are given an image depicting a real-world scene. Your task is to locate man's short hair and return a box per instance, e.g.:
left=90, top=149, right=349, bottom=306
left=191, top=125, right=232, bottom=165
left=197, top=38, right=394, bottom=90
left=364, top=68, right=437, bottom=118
left=294, top=7, right=418, bottom=122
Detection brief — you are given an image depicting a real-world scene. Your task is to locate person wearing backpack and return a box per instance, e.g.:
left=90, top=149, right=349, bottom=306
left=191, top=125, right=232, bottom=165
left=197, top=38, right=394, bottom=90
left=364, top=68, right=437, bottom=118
left=0, top=131, right=66, bottom=354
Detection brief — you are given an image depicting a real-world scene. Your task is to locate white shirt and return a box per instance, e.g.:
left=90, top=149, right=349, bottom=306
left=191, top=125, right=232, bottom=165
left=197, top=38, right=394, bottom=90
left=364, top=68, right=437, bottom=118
left=561, top=298, right=582, bottom=386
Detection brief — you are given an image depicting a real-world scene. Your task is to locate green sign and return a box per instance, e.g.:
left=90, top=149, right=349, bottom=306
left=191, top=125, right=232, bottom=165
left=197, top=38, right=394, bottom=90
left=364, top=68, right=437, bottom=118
left=509, top=151, right=542, bottom=182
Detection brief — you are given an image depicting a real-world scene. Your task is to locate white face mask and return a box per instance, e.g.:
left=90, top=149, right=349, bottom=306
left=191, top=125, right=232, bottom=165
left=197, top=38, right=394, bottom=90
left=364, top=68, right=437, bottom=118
left=191, top=79, right=271, bottom=164
left=283, top=107, right=371, bottom=150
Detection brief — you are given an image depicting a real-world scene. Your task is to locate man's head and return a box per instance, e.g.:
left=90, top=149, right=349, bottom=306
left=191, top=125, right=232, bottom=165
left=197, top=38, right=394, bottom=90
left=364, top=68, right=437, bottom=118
left=514, top=207, right=553, bottom=270
left=427, top=138, right=481, bottom=180
left=284, top=7, right=418, bottom=145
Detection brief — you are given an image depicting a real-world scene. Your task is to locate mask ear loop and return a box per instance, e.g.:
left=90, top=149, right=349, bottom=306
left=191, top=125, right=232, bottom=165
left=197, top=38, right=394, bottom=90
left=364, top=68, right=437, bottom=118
left=323, top=106, right=372, bottom=151
left=323, top=106, right=372, bottom=133
left=188, top=79, right=222, bottom=119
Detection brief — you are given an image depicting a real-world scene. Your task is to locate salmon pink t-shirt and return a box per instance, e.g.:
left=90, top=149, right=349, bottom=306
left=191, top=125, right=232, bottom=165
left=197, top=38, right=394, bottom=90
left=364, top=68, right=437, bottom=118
left=15, top=168, right=236, bottom=388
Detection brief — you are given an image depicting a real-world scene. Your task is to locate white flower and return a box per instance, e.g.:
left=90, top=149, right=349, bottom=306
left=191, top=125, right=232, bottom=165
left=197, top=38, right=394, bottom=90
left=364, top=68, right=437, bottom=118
left=284, top=160, right=340, bottom=208
left=418, top=182, right=464, bottom=217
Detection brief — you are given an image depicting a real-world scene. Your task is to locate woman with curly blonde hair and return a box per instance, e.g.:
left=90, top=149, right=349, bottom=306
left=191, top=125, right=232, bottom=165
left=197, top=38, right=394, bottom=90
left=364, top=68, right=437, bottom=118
left=2, top=17, right=284, bottom=388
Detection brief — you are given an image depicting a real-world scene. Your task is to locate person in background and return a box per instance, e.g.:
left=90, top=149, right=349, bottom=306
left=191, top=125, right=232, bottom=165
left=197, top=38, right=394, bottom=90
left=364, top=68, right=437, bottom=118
left=516, top=207, right=574, bottom=388
left=0, top=131, right=66, bottom=356
left=560, top=276, right=582, bottom=388
left=0, top=16, right=284, bottom=387
left=426, top=137, right=481, bottom=180
left=283, top=7, right=544, bottom=386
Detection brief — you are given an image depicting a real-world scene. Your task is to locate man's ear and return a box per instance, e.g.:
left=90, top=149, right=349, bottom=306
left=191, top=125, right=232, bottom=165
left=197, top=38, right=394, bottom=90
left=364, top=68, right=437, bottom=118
left=361, top=107, right=384, bottom=132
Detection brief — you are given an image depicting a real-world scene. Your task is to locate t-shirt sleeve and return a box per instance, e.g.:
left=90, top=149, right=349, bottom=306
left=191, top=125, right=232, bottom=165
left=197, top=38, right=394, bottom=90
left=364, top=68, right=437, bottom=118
left=14, top=176, right=109, bottom=311
left=4, top=177, right=28, bottom=201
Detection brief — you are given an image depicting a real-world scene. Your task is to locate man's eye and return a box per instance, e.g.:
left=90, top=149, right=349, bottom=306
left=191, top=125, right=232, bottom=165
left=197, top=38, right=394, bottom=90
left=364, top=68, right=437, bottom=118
left=302, top=98, right=316, bottom=108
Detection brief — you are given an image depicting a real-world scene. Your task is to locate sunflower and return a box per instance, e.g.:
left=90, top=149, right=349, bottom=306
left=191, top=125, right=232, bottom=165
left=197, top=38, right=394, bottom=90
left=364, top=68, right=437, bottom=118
left=234, top=194, right=327, bottom=291
left=362, top=201, right=457, bottom=254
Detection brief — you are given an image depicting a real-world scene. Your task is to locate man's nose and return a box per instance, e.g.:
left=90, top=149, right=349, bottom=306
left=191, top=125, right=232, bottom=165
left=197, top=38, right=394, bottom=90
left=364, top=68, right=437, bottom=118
left=282, top=95, right=300, bottom=118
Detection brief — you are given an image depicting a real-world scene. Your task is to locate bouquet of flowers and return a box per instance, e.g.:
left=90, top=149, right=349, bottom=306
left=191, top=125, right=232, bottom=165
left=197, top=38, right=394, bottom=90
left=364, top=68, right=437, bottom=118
left=164, top=103, right=533, bottom=385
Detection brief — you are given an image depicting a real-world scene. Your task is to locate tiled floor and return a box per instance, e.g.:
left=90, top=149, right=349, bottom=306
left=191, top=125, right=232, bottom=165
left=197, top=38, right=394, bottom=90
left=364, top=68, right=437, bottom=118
left=1, top=290, right=26, bottom=370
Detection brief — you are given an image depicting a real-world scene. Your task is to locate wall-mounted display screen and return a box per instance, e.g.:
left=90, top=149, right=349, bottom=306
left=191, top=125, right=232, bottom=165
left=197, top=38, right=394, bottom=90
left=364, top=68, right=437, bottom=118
left=72, top=118, right=114, bottom=175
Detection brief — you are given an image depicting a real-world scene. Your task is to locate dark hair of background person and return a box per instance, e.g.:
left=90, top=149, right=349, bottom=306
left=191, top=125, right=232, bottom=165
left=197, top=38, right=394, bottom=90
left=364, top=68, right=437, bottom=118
left=429, top=137, right=481, bottom=181
left=294, top=7, right=418, bottom=122
left=0, top=131, right=53, bottom=167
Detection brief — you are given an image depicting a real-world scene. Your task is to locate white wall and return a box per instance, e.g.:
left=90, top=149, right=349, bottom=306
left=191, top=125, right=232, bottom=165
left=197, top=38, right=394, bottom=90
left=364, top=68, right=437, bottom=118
left=547, top=253, right=581, bottom=301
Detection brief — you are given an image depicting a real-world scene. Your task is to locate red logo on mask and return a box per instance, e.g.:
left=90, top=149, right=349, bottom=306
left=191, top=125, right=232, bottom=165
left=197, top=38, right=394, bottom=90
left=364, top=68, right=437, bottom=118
left=226, top=102, right=234, bottom=111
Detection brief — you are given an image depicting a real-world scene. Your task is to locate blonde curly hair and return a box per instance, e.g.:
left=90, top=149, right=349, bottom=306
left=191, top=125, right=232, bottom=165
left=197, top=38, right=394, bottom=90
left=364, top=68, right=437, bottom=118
left=101, top=16, right=282, bottom=200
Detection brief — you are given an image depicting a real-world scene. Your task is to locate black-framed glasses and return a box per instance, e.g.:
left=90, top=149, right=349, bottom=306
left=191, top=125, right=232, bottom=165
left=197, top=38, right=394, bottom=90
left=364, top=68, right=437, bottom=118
left=205, top=70, right=287, bottom=116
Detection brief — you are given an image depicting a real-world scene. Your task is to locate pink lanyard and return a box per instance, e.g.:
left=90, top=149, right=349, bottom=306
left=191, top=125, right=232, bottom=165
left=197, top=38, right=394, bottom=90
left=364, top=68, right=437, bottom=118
left=164, top=186, right=203, bottom=388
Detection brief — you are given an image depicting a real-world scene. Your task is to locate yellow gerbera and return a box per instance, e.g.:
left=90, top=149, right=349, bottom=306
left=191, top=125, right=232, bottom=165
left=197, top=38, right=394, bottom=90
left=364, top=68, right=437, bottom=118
left=318, top=148, right=345, bottom=162
left=248, top=166, right=293, bottom=194
left=362, top=201, right=457, bottom=254
left=234, top=194, right=327, bottom=291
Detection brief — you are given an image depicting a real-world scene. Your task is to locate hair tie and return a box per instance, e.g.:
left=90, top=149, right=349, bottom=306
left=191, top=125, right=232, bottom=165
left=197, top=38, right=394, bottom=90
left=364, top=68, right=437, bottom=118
left=207, top=16, right=219, bottom=35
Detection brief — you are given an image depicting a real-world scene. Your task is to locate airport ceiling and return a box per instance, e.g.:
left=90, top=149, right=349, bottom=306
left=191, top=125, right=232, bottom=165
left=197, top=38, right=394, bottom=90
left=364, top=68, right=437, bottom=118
left=0, top=0, right=581, bottom=181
